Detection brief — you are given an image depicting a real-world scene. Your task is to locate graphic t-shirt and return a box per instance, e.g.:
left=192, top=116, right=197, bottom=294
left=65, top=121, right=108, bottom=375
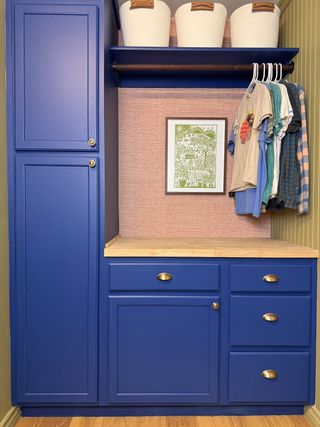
left=230, top=83, right=273, bottom=192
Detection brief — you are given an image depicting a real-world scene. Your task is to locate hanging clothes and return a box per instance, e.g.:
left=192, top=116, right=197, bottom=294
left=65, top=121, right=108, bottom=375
left=296, top=85, right=309, bottom=214
left=230, top=82, right=273, bottom=193
left=276, top=81, right=302, bottom=209
left=228, top=66, right=310, bottom=218
left=228, top=119, right=271, bottom=218
left=270, top=82, right=294, bottom=199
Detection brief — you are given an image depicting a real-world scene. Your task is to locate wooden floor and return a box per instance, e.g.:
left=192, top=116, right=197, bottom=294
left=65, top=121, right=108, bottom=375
left=16, top=416, right=311, bottom=427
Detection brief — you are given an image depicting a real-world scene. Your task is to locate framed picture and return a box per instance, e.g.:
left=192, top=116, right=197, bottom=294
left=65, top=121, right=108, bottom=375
left=166, top=118, right=227, bottom=194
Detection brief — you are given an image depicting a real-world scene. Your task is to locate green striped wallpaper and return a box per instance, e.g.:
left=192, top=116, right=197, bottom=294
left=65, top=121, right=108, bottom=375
left=274, top=0, right=320, bottom=413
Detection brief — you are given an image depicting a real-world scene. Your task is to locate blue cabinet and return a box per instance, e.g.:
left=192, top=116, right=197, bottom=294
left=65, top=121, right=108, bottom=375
left=14, top=156, right=98, bottom=403
left=109, top=296, right=220, bottom=404
left=13, top=3, right=98, bottom=151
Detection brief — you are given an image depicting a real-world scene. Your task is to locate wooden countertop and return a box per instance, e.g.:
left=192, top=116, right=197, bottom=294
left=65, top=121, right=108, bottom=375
left=104, top=236, right=319, bottom=258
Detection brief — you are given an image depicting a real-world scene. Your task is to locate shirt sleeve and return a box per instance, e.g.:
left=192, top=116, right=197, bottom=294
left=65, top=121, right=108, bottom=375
left=228, top=126, right=235, bottom=156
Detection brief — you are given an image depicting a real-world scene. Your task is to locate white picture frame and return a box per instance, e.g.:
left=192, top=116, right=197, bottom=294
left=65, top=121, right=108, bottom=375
left=166, top=118, right=227, bottom=194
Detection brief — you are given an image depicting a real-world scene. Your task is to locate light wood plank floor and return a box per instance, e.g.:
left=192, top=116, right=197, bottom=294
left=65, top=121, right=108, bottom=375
left=16, top=416, right=311, bottom=427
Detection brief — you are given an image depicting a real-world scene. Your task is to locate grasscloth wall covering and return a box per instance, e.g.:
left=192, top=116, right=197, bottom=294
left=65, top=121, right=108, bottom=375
left=119, top=88, right=271, bottom=238
left=273, top=0, right=320, bottom=414
left=0, top=0, right=12, bottom=424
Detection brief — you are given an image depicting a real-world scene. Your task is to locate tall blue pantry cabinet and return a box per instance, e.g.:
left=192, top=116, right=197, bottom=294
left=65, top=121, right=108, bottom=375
left=5, top=0, right=318, bottom=418
left=6, top=0, right=119, bottom=407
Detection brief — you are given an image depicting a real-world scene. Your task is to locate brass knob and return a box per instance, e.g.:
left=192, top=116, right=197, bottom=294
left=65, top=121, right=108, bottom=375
left=157, top=272, right=172, bottom=282
left=88, top=138, right=96, bottom=147
left=263, top=274, right=279, bottom=283
left=212, top=302, right=220, bottom=311
left=261, top=369, right=278, bottom=380
left=89, top=160, right=96, bottom=168
left=262, top=313, right=279, bottom=322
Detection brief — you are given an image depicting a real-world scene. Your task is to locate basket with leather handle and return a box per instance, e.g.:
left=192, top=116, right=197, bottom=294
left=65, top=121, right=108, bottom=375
left=175, top=2, right=227, bottom=47
left=119, top=0, right=170, bottom=46
left=230, top=2, right=280, bottom=47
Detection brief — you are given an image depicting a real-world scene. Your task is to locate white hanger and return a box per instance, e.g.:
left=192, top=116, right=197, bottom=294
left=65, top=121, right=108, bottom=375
left=278, top=63, right=283, bottom=81
left=273, top=63, right=278, bottom=82
left=266, top=62, right=273, bottom=83
left=248, top=62, right=258, bottom=92
left=261, top=63, right=266, bottom=82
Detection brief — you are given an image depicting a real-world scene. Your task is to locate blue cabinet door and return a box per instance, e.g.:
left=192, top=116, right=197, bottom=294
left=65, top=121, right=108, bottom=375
left=15, top=156, right=98, bottom=404
left=109, top=296, right=220, bottom=404
left=14, top=3, right=98, bottom=151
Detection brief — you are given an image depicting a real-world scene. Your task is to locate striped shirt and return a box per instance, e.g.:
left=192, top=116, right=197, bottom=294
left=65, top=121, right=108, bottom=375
left=296, top=85, right=309, bottom=214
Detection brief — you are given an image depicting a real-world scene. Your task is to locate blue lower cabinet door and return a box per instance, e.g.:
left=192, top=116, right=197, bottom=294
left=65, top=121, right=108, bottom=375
left=15, top=156, right=98, bottom=404
left=109, top=296, right=220, bottom=404
left=229, top=352, right=310, bottom=403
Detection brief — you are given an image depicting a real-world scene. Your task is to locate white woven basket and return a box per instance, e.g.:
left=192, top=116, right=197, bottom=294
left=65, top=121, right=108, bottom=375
left=175, top=2, right=227, bottom=47
left=119, top=0, right=171, bottom=47
left=230, top=2, right=280, bottom=48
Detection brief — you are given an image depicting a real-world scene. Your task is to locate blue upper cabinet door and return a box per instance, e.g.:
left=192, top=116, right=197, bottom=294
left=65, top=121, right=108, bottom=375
left=14, top=4, right=98, bottom=151
left=15, top=156, right=98, bottom=404
left=109, top=296, right=220, bottom=404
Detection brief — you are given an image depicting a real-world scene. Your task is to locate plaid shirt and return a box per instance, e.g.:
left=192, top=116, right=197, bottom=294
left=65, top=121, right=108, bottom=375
left=277, top=82, right=301, bottom=209
left=296, top=86, right=309, bottom=214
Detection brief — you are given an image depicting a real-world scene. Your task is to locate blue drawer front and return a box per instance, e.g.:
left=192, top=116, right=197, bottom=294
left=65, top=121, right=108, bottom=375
left=109, top=262, right=220, bottom=291
left=229, top=352, right=310, bottom=403
left=230, top=264, right=311, bottom=292
left=230, top=296, right=311, bottom=346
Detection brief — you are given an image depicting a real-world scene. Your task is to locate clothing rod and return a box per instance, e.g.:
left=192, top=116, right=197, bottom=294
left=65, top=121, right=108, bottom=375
left=112, top=63, right=295, bottom=73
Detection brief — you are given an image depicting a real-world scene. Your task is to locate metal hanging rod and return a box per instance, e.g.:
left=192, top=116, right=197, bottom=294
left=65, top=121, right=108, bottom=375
left=112, top=63, right=295, bottom=73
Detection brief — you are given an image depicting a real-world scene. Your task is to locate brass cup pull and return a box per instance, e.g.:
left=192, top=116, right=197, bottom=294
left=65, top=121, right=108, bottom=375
left=157, top=272, right=172, bottom=282
left=261, top=369, right=278, bottom=380
left=212, top=302, right=220, bottom=311
left=89, top=160, right=96, bottom=168
left=88, top=138, right=96, bottom=147
left=262, top=313, right=279, bottom=322
left=263, top=274, right=279, bottom=283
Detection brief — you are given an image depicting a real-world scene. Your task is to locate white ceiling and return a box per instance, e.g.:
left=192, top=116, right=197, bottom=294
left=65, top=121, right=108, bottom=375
left=117, top=0, right=280, bottom=15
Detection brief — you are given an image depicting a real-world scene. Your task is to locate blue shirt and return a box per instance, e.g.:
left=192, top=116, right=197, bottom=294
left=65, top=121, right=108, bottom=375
left=228, top=118, right=270, bottom=218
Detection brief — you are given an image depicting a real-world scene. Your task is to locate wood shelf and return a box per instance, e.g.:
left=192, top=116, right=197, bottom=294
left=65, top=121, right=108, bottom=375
left=104, top=237, right=319, bottom=258
left=110, top=47, right=299, bottom=88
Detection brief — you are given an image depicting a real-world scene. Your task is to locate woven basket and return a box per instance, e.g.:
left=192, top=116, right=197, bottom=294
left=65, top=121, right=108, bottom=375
left=175, top=2, right=227, bottom=47
left=230, top=2, right=280, bottom=48
left=119, top=0, right=171, bottom=47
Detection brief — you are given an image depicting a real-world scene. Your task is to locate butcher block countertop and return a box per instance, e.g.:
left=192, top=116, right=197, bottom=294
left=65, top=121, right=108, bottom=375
left=104, top=237, right=319, bottom=258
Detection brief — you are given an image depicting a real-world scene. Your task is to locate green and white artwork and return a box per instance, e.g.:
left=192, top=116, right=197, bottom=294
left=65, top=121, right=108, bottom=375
left=166, top=118, right=226, bottom=194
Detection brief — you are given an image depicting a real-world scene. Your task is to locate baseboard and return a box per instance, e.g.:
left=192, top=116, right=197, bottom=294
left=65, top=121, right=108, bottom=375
left=306, top=406, right=320, bottom=427
left=0, top=407, right=21, bottom=427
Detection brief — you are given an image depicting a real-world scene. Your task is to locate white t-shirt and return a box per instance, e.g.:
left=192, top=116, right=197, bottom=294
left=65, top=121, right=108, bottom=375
left=230, top=83, right=273, bottom=192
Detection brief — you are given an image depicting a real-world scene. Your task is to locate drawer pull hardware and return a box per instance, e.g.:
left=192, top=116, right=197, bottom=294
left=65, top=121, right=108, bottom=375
left=262, top=313, right=279, bottom=322
left=88, top=138, right=96, bottom=147
left=212, top=302, right=220, bottom=311
left=157, top=272, right=172, bottom=282
left=261, top=369, right=278, bottom=380
left=263, top=274, right=279, bottom=283
left=89, top=160, right=96, bottom=168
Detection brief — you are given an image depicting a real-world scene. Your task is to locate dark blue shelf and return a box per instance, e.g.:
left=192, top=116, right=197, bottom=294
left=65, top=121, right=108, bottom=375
left=110, top=47, right=299, bottom=88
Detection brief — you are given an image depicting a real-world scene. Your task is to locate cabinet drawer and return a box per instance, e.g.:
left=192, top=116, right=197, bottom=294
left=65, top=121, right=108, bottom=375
left=109, top=262, right=220, bottom=291
left=229, top=352, right=310, bottom=403
left=230, top=296, right=311, bottom=346
left=230, top=264, right=311, bottom=292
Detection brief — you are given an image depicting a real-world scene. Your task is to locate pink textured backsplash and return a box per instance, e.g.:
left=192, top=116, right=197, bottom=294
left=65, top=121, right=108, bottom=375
left=118, top=88, right=271, bottom=238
